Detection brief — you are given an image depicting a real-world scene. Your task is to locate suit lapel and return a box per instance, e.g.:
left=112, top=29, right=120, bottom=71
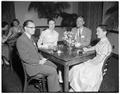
left=31, top=38, right=38, bottom=51
left=23, top=33, right=38, bottom=52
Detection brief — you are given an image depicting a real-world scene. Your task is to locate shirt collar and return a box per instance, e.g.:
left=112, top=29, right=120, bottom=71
left=25, top=32, right=31, bottom=39
left=100, top=37, right=107, bottom=42
left=77, top=26, right=84, bottom=30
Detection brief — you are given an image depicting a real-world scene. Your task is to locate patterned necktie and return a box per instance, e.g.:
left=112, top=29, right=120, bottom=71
left=31, top=38, right=38, bottom=51
left=77, top=29, right=80, bottom=42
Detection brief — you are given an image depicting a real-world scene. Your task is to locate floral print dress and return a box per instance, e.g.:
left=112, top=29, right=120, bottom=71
left=69, top=37, right=112, bottom=92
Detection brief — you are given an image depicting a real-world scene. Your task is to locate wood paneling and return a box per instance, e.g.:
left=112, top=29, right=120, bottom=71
left=78, top=2, right=103, bottom=41
left=2, top=1, right=15, bottom=24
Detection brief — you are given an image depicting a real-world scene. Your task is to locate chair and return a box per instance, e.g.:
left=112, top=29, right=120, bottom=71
left=22, top=61, right=47, bottom=92
left=16, top=51, right=47, bottom=92
left=2, top=43, right=12, bottom=69
left=102, top=53, right=112, bottom=76
left=2, top=55, right=10, bottom=69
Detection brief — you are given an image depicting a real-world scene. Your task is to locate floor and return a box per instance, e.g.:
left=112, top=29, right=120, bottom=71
left=2, top=53, right=119, bottom=93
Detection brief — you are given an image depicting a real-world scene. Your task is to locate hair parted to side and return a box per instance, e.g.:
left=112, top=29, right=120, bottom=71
left=77, top=16, right=84, bottom=20
left=47, top=18, right=55, bottom=24
left=23, top=20, right=34, bottom=28
left=78, top=16, right=84, bottom=19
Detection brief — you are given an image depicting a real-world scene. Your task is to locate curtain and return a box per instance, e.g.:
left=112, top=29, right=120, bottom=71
left=2, top=1, right=16, bottom=25
left=78, top=2, right=103, bottom=41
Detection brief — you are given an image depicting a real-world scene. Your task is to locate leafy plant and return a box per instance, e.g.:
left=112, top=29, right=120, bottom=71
left=60, top=12, right=77, bottom=28
left=28, top=2, right=78, bottom=27
left=28, top=2, right=70, bottom=19
left=105, top=2, right=118, bottom=30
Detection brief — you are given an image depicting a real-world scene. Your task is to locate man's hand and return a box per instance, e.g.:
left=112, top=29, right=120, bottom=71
left=75, top=42, right=81, bottom=48
left=39, top=45, right=48, bottom=49
left=83, top=47, right=89, bottom=52
left=39, top=58, right=47, bottom=64
left=48, top=45, right=55, bottom=49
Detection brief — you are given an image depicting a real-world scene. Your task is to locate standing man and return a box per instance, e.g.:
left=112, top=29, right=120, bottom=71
left=71, top=16, right=92, bottom=47
left=16, top=20, right=61, bottom=92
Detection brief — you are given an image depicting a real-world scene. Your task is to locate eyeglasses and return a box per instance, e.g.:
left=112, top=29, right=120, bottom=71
left=26, top=26, right=35, bottom=29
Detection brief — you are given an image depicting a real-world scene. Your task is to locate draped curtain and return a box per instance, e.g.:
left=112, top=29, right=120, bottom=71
left=2, top=1, right=16, bottom=25
left=78, top=2, right=103, bottom=41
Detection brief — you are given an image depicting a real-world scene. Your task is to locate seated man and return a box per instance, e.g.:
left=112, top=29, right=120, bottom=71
left=71, top=16, right=92, bottom=48
left=16, top=20, right=61, bottom=92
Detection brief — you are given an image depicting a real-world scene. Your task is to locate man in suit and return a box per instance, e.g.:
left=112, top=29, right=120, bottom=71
left=71, top=16, right=92, bottom=47
left=16, top=20, right=61, bottom=92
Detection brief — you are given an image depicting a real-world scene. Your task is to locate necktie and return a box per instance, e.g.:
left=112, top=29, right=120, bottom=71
left=31, top=38, right=38, bottom=51
left=77, top=29, right=80, bottom=42
left=78, top=28, right=83, bottom=39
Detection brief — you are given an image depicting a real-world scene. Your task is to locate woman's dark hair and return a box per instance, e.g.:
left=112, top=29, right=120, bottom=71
left=47, top=18, right=55, bottom=24
left=11, top=19, right=20, bottom=26
left=23, top=20, right=34, bottom=28
left=2, top=21, right=8, bottom=28
left=98, top=25, right=108, bottom=32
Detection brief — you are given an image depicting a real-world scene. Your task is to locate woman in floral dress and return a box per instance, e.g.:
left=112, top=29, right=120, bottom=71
left=69, top=25, right=112, bottom=92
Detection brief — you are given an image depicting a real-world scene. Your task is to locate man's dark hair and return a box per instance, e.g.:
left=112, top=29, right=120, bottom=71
left=23, top=20, right=34, bottom=28
left=47, top=18, right=55, bottom=24
left=76, top=16, right=84, bottom=21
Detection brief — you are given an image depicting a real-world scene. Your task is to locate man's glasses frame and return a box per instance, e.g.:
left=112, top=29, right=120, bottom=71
left=26, top=26, right=36, bottom=29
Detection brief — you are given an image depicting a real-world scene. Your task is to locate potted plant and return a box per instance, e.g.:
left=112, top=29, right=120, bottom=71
left=28, top=2, right=77, bottom=28
left=28, top=2, right=70, bottom=20
left=105, top=2, right=118, bottom=31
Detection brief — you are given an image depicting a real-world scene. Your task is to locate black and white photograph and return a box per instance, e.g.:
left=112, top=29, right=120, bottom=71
left=2, top=1, right=119, bottom=93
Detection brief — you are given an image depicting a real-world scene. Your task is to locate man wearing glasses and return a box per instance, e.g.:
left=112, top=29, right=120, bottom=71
left=16, top=20, right=61, bottom=92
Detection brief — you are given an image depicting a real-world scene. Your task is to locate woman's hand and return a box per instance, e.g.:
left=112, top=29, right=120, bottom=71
left=39, top=44, right=48, bottom=49
left=2, top=39, right=6, bottom=43
left=75, top=42, right=81, bottom=48
left=39, top=58, right=47, bottom=64
left=48, top=45, right=57, bottom=50
left=2, top=36, right=8, bottom=43
left=83, top=47, right=89, bottom=52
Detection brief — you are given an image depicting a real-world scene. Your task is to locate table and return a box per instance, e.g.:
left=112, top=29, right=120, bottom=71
left=39, top=46, right=95, bottom=92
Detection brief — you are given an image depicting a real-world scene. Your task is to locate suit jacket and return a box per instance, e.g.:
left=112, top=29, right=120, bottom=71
left=71, top=26, right=92, bottom=47
left=16, top=33, right=43, bottom=75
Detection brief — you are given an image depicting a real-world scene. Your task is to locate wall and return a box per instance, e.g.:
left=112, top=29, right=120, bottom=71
left=2, top=2, right=15, bottom=25
left=15, top=2, right=47, bottom=26
left=107, top=33, right=118, bottom=54
left=14, top=2, right=78, bottom=26
left=102, top=2, right=118, bottom=55
left=102, top=2, right=114, bottom=24
left=78, top=2, right=103, bottom=41
left=14, top=1, right=78, bottom=45
left=15, top=2, right=118, bottom=54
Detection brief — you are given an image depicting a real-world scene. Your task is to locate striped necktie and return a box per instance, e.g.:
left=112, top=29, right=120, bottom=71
left=77, top=28, right=80, bottom=42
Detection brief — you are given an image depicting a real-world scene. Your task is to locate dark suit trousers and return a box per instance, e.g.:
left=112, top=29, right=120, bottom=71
left=26, top=60, right=60, bottom=92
